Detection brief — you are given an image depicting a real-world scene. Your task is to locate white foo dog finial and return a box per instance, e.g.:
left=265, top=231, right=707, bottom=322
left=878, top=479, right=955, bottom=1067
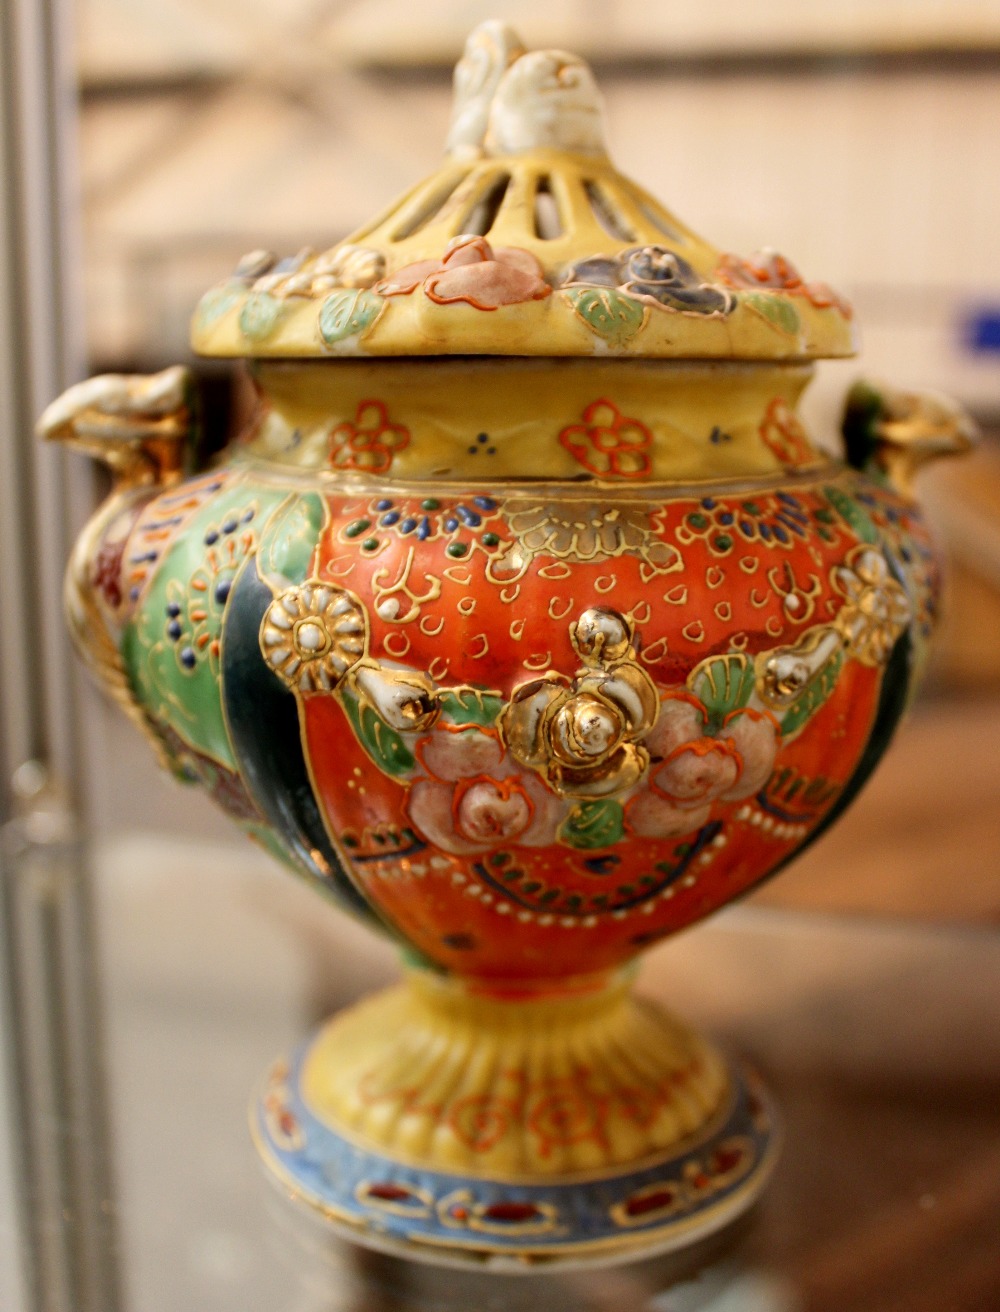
left=446, top=21, right=608, bottom=160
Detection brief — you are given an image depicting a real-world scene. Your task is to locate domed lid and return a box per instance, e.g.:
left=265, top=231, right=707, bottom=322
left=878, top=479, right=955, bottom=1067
left=191, top=22, right=856, bottom=362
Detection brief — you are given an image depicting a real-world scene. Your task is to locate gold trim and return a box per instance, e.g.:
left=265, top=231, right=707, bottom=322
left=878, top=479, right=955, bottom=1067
left=229, top=444, right=845, bottom=500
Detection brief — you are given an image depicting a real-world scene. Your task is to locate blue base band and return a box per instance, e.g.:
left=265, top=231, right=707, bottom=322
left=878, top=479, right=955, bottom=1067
left=252, top=1039, right=779, bottom=1270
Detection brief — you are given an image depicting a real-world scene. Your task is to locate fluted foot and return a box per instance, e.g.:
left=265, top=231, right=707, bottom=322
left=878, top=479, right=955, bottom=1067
left=252, top=970, right=778, bottom=1267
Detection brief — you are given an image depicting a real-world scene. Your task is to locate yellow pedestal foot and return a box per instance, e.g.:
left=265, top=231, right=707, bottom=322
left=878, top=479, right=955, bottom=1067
left=253, top=971, right=779, bottom=1268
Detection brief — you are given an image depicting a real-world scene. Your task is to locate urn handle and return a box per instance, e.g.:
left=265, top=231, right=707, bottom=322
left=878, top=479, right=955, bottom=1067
left=842, top=379, right=978, bottom=496
left=36, top=365, right=196, bottom=487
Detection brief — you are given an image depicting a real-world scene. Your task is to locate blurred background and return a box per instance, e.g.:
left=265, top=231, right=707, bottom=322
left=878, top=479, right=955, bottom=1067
left=2, top=3, right=999, bottom=1311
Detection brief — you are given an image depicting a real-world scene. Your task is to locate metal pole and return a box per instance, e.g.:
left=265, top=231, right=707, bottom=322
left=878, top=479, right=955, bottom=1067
left=0, top=0, right=123, bottom=1307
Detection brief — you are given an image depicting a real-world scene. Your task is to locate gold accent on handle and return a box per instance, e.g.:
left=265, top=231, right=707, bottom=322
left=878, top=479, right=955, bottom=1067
left=36, top=365, right=194, bottom=487
left=843, top=379, right=978, bottom=497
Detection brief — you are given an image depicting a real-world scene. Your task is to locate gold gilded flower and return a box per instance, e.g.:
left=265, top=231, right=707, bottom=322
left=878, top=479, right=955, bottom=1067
left=260, top=582, right=367, bottom=692
left=833, top=547, right=911, bottom=666
left=501, top=608, right=658, bottom=798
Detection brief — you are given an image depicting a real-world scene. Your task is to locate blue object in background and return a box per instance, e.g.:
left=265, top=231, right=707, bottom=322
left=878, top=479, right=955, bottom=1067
left=963, top=307, right=1000, bottom=355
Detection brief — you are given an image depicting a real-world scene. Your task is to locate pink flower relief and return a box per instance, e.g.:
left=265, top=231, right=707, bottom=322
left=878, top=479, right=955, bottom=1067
left=407, top=723, right=567, bottom=856
left=374, top=236, right=551, bottom=311
left=625, top=693, right=779, bottom=839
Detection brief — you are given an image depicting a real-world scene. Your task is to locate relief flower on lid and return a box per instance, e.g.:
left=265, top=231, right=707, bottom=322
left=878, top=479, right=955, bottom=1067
left=562, top=245, right=735, bottom=317
left=374, top=235, right=551, bottom=310
left=717, top=249, right=853, bottom=318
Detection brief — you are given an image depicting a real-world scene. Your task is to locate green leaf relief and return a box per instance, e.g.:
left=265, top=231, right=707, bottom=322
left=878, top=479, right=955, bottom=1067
left=439, top=687, right=504, bottom=727
left=564, top=287, right=646, bottom=347
left=688, top=655, right=755, bottom=733
left=239, top=292, right=282, bottom=341
left=122, top=478, right=305, bottom=771
left=560, top=798, right=625, bottom=850
left=318, top=289, right=384, bottom=345
left=779, top=647, right=844, bottom=738
left=195, top=284, right=240, bottom=330
left=341, top=692, right=416, bottom=777
left=744, top=292, right=800, bottom=335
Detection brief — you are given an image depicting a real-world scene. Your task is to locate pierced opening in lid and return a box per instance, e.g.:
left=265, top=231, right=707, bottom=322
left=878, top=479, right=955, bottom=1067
left=459, top=172, right=512, bottom=237
left=390, top=173, right=469, bottom=242
left=584, top=179, right=636, bottom=242
left=633, top=197, right=684, bottom=244
left=532, top=175, right=563, bottom=239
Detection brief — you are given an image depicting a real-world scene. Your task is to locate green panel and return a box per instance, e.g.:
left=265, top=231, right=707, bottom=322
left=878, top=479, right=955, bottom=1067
left=824, top=485, right=879, bottom=544
left=121, top=478, right=290, bottom=769
left=257, top=491, right=325, bottom=585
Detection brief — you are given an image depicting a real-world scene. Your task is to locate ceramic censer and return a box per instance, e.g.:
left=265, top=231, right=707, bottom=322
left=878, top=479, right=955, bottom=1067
left=41, top=23, right=973, bottom=1269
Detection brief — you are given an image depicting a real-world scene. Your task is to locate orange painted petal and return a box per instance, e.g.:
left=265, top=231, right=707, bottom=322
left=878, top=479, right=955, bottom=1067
left=425, top=263, right=550, bottom=310
left=441, top=236, right=493, bottom=267
left=374, top=259, right=441, bottom=296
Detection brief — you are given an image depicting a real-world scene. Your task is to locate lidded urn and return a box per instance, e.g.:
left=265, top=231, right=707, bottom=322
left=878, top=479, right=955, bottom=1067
left=40, top=21, right=973, bottom=1267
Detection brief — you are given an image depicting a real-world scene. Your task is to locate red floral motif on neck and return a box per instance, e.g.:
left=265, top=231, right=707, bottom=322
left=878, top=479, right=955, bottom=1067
left=759, top=397, right=812, bottom=467
left=328, top=400, right=410, bottom=474
left=558, top=399, right=653, bottom=478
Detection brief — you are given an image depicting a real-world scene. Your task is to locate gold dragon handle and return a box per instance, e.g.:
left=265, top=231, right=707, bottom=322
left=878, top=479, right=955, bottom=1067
left=36, top=365, right=198, bottom=774
left=842, top=378, right=978, bottom=497
left=36, top=364, right=196, bottom=487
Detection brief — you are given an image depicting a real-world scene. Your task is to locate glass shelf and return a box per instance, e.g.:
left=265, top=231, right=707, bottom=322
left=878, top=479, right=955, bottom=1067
left=83, top=837, right=1000, bottom=1312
